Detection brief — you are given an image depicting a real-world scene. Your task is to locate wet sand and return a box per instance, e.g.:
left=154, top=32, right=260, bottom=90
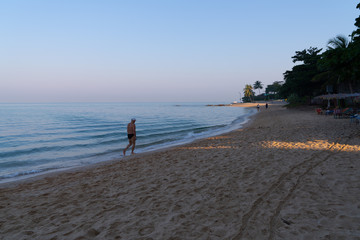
left=1, top=103, right=359, bottom=239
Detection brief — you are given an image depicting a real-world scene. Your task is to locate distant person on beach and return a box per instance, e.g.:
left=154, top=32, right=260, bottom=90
left=123, top=118, right=136, bottom=155
left=265, top=103, right=268, bottom=109
left=257, top=104, right=260, bottom=111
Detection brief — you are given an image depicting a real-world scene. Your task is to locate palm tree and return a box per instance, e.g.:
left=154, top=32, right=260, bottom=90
left=253, top=81, right=263, bottom=95
left=325, top=35, right=354, bottom=93
left=244, top=84, right=254, bottom=102
left=314, top=35, right=354, bottom=94
left=327, top=35, right=349, bottom=50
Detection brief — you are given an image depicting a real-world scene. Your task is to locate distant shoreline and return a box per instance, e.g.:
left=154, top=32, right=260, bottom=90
left=207, top=100, right=286, bottom=108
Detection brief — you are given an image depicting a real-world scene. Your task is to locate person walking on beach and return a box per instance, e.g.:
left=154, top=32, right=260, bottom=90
left=123, top=118, right=136, bottom=155
left=257, top=104, right=260, bottom=111
left=265, top=103, right=268, bottom=109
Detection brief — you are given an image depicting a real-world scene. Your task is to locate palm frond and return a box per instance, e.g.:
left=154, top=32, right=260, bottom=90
left=327, top=35, right=349, bottom=49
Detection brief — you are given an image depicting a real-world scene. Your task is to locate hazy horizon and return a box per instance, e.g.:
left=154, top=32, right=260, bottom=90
left=1, top=1, right=358, bottom=103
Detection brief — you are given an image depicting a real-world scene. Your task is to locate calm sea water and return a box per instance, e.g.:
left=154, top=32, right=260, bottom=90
left=0, top=102, right=255, bottom=183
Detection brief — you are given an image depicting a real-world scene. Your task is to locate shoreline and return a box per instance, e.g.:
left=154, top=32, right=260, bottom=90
left=0, top=102, right=262, bottom=187
left=0, top=103, right=265, bottom=187
left=1, top=103, right=359, bottom=239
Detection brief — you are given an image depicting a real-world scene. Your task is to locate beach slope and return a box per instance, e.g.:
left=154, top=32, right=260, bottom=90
left=1, top=104, right=359, bottom=239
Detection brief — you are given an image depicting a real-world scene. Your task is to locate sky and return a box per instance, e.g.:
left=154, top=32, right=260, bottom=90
left=0, top=0, right=358, bottom=103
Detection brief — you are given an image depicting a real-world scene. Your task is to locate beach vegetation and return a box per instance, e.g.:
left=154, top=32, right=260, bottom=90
left=253, top=81, right=263, bottom=95
left=287, top=93, right=299, bottom=104
left=253, top=93, right=266, bottom=101
left=265, top=81, right=283, bottom=100
left=316, top=35, right=356, bottom=94
left=280, top=47, right=323, bottom=99
left=243, top=84, right=255, bottom=102
left=279, top=2, right=360, bottom=106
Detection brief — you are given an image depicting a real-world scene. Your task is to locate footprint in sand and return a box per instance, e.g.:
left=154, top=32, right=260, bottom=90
left=138, top=225, right=155, bottom=236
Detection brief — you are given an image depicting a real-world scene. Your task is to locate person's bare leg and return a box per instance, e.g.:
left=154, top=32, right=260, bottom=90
left=131, top=138, right=136, bottom=154
left=123, top=140, right=132, bottom=156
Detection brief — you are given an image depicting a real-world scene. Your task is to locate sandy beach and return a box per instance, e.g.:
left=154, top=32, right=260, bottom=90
left=1, top=103, right=359, bottom=239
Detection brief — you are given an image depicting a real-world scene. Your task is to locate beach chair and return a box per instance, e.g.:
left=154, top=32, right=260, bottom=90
left=342, top=108, right=353, bottom=118
left=325, top=109, right=333, bottom=116
left=350, top=114, right=359, bottom=124
left=316, top=108, right=323, bottom=115
left=334, top=109, right=342, bottom=119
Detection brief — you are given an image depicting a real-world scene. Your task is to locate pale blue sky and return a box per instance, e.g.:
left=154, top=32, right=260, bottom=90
left=0, top=0, right=358, bottom=102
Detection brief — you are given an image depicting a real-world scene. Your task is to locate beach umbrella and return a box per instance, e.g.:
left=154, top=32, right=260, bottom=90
left=315, top=93, right=360, bottom=100
left=314, top=93, right=360, bottom=108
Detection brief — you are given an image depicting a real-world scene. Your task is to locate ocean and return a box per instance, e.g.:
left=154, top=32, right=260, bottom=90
left=0, top=102, right=256, bottom=183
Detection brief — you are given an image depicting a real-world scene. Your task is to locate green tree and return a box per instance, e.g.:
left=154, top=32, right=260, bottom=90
left=266, top=81, right=283, bottom=99
left=351, top=3, right=360, bottom=42
left=349, top=3, right=360, bottom=89
left=317, top=3, right=360, bottom=94
left=328, top=35, right=350, bottom=50
left=281, top=2, right=360, bottom=102
left=253, top=81, right=263, bottom=95
left=243, top=84, right=254, bottom=102
left=280, top=47, right=323, bottom=99
left=318, top=35, right=356, bottom=93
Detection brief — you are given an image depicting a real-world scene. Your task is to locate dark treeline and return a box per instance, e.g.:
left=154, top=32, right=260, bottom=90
left=242, top=3, right=360, bottom=105
left=280, top=3, right=360, bottom=104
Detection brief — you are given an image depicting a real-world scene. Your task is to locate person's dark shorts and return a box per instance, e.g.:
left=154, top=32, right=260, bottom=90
left=128, top=134, right=134, bottom=139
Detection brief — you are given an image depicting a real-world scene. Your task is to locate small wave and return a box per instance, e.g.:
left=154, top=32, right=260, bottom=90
left=0, top=124, right=122, bottom=142
left=138, top=123, right=201, bottom=134
left=0, top=156, right=67, bottom=169
left=0, top=131, right=123, bottom=149
left=73, top=126, right=122, bottom=134
left=136, top=138, right=178, bottom=149
left=88, top=131, right=122, bottom=139
left=0, top=169, right=44, bottom=180
left=0, top=137, right=123, bottom=159
left=44, top=122, right=121, bottom=131
left=0, top=146, right=65, bottom=159
left=138, top=125, right=217, bottom=140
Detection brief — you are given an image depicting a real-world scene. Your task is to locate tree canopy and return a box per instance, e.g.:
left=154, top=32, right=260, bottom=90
left=253, top=81, right=263, bottom=95
left=279, top=2, right=360, bottom=100
left=266, top=81, right=283, bottom=96
left=280, top=47, right=323, bottom=98
left=243, top=84, right=254, bottom=102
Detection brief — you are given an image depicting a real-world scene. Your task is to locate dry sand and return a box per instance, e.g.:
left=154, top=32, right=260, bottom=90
left=1, top=103, right=360, bottom=240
